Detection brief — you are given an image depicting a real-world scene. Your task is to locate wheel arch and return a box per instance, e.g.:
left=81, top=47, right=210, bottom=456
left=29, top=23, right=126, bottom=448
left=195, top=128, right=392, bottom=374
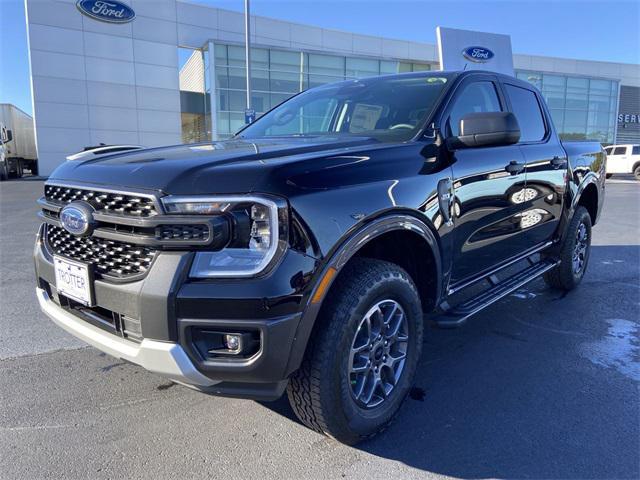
left=284, top=212, right=442, bottom=376
left=573, top=178, right=599, bottom=226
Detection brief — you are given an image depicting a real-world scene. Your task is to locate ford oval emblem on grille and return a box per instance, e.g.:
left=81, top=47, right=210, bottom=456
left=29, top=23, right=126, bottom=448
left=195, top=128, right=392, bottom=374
left=462, top=46, right=495, bottom=63
left=76, top=0, right=136, bottom=24
left=60, top=202, right=95, bottom=237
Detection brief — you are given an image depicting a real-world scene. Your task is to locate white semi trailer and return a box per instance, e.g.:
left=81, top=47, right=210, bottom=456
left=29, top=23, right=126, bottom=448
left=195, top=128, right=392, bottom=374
left=0, top=104, right=38, bottom=180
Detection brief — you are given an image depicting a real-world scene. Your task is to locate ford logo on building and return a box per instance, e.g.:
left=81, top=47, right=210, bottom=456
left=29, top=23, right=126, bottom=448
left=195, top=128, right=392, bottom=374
left=60, top=203, right=95, bottom=237
left=76, top=0, right=135, bottom=24
left=462, top=46, right=495, bottom=63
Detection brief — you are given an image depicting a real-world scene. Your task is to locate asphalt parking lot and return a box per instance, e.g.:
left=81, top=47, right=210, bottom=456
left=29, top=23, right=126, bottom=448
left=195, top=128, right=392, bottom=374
left=1, top=177, right=638, bottom=479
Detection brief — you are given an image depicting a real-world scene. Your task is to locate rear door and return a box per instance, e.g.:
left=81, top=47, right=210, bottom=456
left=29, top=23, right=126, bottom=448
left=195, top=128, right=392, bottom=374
left=502, top=81, right=567, bottom=246
left=443, top=74, right=530, bottom=283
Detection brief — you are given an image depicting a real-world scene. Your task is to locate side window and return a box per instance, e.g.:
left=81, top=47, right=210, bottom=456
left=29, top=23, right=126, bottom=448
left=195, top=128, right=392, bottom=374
left=604, top=147, right=613, bottom=155
left=613, top=146, right=627, bottom=155
left=448, top=81, right=502, bottom=136
left=505, top=84, right=546, bottom=142
left=632, top=146, right=640, bottom=155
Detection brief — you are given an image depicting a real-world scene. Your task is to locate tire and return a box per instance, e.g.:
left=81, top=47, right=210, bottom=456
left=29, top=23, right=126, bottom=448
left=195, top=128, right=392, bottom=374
left=7, top=160, right=22, bottom=179
left=634, top=165, right=640, bottom=181
left=287, top=258, right=423, bottom=444
left=544, top=206, right=592, bottom=291
left=605, top=173, right=613, bottom=179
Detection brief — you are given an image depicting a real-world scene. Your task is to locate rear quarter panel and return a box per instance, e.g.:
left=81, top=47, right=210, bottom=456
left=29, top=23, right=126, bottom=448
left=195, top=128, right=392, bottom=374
left=562, top=141, right=606, bottom=224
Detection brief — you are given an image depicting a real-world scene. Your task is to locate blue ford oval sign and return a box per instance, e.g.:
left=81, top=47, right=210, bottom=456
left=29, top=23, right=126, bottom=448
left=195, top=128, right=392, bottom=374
left=76, top=0, right=135, bottom=24
left=60, top=203, right=94, bottom=236
left=462, top=46, right=495, bottom=63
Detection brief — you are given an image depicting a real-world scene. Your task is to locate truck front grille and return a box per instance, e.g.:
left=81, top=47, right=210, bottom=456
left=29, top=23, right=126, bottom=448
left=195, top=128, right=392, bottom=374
left=44, top=185, right=159, bottom=217
left=46, top=225, right=155, bottom=279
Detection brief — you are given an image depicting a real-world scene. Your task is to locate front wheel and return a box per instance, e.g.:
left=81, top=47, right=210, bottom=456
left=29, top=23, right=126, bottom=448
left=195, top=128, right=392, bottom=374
left=544, top=206, right=592, bottom=290
left=634, top=165, right=640, bottom=181
left=287, top=258, right=423, bottom=444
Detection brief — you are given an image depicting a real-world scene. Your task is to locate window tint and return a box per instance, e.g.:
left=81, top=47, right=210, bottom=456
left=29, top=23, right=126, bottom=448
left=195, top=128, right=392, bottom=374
left=505, top=84, right=546, bottom=142
left=632, top=146, right=640, bottom=155
left=613, top=146, right=627, bottom=155
left=448, top=81, right=501, bottom=136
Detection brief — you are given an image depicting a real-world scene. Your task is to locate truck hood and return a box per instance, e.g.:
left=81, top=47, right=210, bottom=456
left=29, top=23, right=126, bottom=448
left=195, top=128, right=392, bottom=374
left=48, top=136, right=379, bottom=195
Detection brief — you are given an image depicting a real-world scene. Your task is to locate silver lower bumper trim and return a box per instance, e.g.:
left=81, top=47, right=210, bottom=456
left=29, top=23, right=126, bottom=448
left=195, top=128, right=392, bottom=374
left=36, top=287, right=218, bottom=387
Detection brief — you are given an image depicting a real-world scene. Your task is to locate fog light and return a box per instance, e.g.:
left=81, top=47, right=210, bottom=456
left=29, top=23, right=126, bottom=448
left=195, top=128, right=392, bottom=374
left=224, top=334, right=241, bottom=352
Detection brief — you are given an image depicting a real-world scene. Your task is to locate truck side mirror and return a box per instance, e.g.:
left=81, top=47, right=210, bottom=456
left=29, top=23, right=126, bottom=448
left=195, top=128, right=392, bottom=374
left=448, top=112, right=520, bottom=149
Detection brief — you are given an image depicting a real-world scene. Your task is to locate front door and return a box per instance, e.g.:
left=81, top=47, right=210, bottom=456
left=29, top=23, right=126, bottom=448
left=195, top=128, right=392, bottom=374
left=444, top=75, right=530, bottom=283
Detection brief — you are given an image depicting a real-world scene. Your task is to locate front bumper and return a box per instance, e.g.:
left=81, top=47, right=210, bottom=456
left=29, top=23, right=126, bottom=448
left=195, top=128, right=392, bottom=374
left=36, top=286, right=217, bottom=388
left=34, top=225, right=317, bottom=400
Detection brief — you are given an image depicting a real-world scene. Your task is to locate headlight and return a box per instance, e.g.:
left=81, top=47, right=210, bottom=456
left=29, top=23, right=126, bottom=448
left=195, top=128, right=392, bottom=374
left=161, top=195, right=286, bottom=278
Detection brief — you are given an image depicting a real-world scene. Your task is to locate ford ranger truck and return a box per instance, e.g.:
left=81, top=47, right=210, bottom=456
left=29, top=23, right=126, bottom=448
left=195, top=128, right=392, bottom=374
left=35, top=71, right=605, bottom=444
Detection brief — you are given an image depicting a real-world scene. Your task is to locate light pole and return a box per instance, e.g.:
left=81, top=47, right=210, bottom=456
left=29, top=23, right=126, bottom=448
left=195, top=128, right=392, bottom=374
left=244, top=0, right=255, bottom=124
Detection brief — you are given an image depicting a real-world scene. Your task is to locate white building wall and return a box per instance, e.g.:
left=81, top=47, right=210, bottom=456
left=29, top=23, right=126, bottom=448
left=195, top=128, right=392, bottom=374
left=179, top=50, right=204, bottom=93
left=25, top=0, right=182, bottom=175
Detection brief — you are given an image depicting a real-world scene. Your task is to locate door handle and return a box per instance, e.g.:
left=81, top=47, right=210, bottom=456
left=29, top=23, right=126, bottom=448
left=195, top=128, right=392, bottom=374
left=505, top=160, right=525, bottom=175
left=551, top=156, right=567, bottom=169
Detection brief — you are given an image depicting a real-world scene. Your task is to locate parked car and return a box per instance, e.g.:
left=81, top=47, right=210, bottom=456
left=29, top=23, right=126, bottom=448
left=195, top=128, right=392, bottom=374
left=34, top=70, right=605, bottom=444
left=604, top=144, right=640, bottom=180
left=0, top=104, right=38, bottom=180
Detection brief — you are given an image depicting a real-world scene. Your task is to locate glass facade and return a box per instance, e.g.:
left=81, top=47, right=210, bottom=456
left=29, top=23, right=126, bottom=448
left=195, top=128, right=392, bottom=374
left=212, top=44, right=434, bottom=138
left=178, top=47, right=210, bottom=144
left=515, top=70, right=619, bottom=143
left=178, top=43, right=621, bottom=144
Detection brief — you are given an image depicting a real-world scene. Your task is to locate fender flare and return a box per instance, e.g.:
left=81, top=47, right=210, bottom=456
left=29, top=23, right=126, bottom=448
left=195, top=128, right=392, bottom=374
left=284, top=213, right=442, bottom=376
left=572, top=173, right=600, bottom=213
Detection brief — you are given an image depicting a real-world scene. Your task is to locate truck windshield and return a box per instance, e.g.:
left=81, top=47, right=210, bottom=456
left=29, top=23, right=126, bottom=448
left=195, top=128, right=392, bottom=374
left=238, top=74, right=450, bottom=142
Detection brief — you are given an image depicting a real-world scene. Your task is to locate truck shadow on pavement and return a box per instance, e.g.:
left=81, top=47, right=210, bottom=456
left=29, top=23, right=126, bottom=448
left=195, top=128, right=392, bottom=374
left=262, top=245, right=640, bottom=479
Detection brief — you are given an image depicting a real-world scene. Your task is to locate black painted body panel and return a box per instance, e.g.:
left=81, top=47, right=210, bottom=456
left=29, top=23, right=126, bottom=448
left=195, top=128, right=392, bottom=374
left=38, top=70, right=606, bottom=392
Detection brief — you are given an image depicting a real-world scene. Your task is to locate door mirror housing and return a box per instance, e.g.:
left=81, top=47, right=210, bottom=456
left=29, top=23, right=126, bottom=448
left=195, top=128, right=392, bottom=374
left=448, top=112, right=520, bottom=149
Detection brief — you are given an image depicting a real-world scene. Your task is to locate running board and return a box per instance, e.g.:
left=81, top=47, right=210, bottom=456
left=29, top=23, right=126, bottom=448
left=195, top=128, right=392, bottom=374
left=434, top=259, right=559, bottom=328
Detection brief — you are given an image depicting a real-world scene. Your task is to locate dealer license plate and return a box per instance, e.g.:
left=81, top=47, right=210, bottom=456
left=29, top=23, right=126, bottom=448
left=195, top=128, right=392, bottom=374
left=53, top=256, right=94, bottom=306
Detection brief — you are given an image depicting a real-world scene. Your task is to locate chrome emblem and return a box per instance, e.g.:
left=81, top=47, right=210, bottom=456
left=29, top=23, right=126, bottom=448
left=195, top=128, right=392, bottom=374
left=60, top=202, right=94, bottom=236
left=462, top=46, right=495, bottom=63
left=76, top=0, right=136, bottom=24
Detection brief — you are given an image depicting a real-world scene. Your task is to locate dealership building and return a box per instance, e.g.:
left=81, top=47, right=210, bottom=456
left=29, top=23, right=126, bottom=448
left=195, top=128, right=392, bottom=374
left=25, top=0, right=640, bottom=175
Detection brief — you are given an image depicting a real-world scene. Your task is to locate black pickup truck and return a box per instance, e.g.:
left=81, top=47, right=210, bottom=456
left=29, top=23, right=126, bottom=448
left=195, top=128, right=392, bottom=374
left=35, top=70, right=605, bottom=444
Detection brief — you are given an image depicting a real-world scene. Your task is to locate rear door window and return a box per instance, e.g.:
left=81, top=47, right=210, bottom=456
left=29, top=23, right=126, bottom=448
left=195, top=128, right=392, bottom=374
left=505, top=84, right=546, bottom=142
left=632, top=146, right=640, bottom=155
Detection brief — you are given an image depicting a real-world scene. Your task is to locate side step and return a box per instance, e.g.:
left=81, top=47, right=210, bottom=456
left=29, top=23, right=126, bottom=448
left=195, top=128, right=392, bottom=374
left=434, top=259, right=559, bottom=328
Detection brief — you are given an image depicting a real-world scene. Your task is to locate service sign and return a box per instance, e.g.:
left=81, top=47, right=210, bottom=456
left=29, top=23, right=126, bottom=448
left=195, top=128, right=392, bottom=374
left=76, top=0, right=135, bottom=24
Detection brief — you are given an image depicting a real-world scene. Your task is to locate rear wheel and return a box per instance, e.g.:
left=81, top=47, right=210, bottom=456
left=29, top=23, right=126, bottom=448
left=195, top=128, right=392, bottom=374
left=544, top=206, right=592, bottom=290
left=287, top=258, right=423, bottom=444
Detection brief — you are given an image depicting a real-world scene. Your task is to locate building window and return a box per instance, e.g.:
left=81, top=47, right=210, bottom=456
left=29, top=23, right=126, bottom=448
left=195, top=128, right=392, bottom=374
left=210, top=43, right=437, bottom=139
left=516, top=70, right=619, bottom=144
left=179, top=47, right=209, bottom=144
